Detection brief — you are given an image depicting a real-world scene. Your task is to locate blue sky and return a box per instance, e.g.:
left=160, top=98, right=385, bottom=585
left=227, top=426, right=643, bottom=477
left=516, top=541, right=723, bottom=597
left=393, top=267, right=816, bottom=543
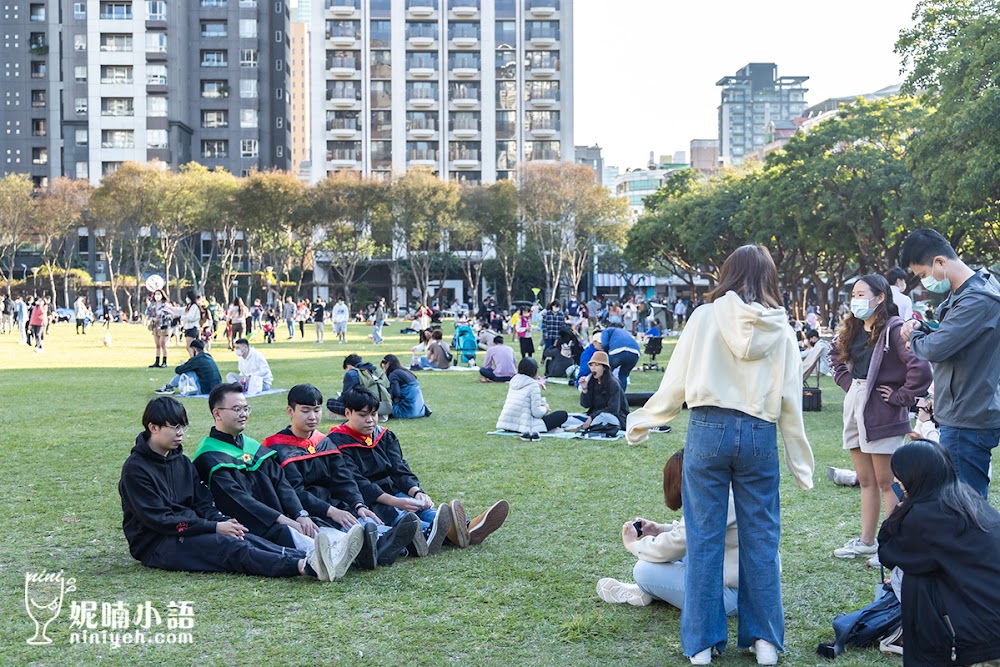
left=574, top=0, right=920, bottom=169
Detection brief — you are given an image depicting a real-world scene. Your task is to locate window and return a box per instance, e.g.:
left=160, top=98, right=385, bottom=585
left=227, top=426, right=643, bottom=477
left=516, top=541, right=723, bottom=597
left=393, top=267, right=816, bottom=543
left=274, top=88, right=283, bottom=99
left=448, top=22, right=479, bottom=40
left=406, top=81, right=438, bottom=100
left=201, top=0, right=227, bottom=5
left=406, top=51, right=438, bottom=70
left=75, top=66, right=88, bottom=82
left=147, top=129, right=168, bottom=149
left=32, top=147, right=49, bottom=165
left=526, top=21, right=558, bottom=41
left=370, top=80, right=390, bottom=107
left=370, top=20, right=390, bottom=47
left=239, top=19, right=257, bottom=38
left=30, top=4, right=45, bottom=21
left=75, top=129, right=88, bottom=145
left=201, top=21, right=228, bottom=38
left=526, top=140, right=560, bottom=161
left=496, top=80, right=517, bottom=109
left=525, top=50, right=558, bottom=71
left=326, top=141, right=359, bottom=161
left=146, top=1, right=166, bottom=20
left=31, top=61, right=47, bottom=79
left=405, top=22, right=438, bottom=40
left=240, top=49, right=258, bottom=67
left=74, top=34, right=87, bottom=50
left=451, top=111, right=479, bottom=131
left=527, top=110, right=559, bottom=131
left=99, top=2, right=132, bottom=20
left=103, top=162, right=123, bottom=176
left=73, top=2, right=86, bottom=18
left=406, top=140, right=438, bottom=161
left=146, top=65, right=166, bottom=85
left=275, top=30, right=283, bottom=42
left=101, top=65, right=133, bottom=83
left=31, top=90, right=46, bottom=107
left=100, top=34, right=133, bottom=52
left=406, top=110, right=436, bottom=131
left=276, top=146, right=284, bottom=158
left=240, top=109, right=258, bottom=128
left=76, top=162, right=89, bottom=179
left=449, top=81, right=479, bottom=101
left=202, top=110, right=229, bottom=128
left=526, top=79, right=559, bottom=101
left=75, top=98, right=88, bottom=114
left=240, top=139, right=258, bottom=158
left=328, top=81, right=360, bottom=101
left=275, top=59, right=283, bottom=71
left=147, top=96, right=167, bottom=117
left=31, top=119, right=46, bottom=137
left=496, top=140, right=517, bottom=169
left=101, top=97, right=134, bottom=116
left=275, top=116, right=283, bottom=128
left=371, top=140, right=391, bottom=168
left=495, top=21, right=516, bottom=48
left=145, top=32, right=167, bottom=52
left=101, top=130, right=134, bottom=149
left=201, top=80, right=229, bottom=98
left=202, top=140, right=229, bottom=158
left=370, top=111, right=391, bottom=138
left=369, top=0, right=390, bottom=17
left=201, top=50, right=228, bottom=67
left=239, top=79, right=258, bottom=98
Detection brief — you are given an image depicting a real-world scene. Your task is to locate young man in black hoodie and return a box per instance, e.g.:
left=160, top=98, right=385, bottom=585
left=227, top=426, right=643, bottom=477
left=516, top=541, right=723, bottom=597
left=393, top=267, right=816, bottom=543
left=192, top=383, right=364, bottom=579
left=263, top=384, right=418, bottom=568
left=119, top=396, right=333, bottom=580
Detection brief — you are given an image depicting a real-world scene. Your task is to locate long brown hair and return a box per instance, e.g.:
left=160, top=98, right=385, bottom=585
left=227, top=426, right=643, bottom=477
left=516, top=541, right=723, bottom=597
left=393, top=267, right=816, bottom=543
left=662, top=449, right=684, bottom=511
left=835, top=274, right=898, bottom=363
left=707, top=245, right=782, bottom=309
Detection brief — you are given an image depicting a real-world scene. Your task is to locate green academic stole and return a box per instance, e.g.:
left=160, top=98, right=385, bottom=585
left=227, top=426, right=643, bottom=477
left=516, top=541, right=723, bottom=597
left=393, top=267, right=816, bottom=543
left=193, top=435, right=275, bottom=487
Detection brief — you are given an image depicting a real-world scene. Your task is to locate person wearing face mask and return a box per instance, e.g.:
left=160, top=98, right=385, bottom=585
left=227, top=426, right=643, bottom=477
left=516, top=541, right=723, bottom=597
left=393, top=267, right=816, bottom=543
left=829, top=275, right=932, bottom=562
left=885, top=267, right=914, bottom=321
left=226, top=338, right=273, bottom=394
left=900, top=228, right=1000, bottom=499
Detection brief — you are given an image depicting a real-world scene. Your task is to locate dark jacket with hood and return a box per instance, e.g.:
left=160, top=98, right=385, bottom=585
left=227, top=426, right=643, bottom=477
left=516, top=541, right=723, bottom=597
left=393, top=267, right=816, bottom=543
left=580, top=371, right=629, bottom=427
left=119, top=433, right=227, bottom=562
left=878, top=496, right=1000, bottom=667
left=910, top=270, right=1000, bottom=429
left=830, top=315, right=933, bottom=441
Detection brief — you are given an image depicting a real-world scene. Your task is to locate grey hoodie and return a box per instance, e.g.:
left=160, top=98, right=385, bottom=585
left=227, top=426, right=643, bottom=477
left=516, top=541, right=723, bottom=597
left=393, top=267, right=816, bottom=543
left=910, top=270, right=1000, bottom=429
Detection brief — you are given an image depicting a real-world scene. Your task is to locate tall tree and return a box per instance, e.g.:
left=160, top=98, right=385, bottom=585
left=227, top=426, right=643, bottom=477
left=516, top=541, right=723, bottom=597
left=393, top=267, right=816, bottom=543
left=475, top=180, right=522, bottom=309
left=32, top=178, right=93, bottom=306
left=0, top=173, right=36, bottom=297
left=389, top=169, right=460, bottom=306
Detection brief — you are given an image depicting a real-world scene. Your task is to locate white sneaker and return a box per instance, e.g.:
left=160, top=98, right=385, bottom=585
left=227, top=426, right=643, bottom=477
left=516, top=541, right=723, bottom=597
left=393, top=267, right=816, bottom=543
left=306, top=545, right=328, bottom=581
left=751, top=639, right=778, bottom=665
left=833, top=536, right=878, bottom=559
left=321, top=525, right=364, bottom=580
left=596, top=578, right=652, bottom=606
left=689, top=648, right=712, bottom=665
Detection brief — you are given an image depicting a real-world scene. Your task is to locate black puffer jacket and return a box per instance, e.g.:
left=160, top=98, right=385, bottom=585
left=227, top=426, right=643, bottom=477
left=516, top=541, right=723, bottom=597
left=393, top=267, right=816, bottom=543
left=580, top=373, right=629, bottom=427
left=878, top=497, right=1000, bottom=666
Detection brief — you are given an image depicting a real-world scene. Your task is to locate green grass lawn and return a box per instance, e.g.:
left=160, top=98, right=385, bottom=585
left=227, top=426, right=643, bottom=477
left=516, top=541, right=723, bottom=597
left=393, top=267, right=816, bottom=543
left=1, top=319, right=996, bottom=666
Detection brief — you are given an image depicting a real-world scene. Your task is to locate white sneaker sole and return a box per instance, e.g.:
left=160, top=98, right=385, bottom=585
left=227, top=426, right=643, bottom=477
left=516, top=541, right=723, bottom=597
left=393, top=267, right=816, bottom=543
left=596, top=578, right=653, bottom=606
left=324, top=525, right=364, bottom=580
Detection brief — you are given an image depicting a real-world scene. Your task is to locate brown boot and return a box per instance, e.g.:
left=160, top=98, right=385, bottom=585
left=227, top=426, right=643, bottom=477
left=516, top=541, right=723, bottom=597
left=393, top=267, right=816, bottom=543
left=447, top=499, right=470, bottom=548
left=468, top=500, right=509, bottom=546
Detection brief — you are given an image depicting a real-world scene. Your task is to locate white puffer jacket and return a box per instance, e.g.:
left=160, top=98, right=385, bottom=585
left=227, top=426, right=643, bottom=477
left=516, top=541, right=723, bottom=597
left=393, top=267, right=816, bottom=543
left=496, top=374, right=550, bottom=433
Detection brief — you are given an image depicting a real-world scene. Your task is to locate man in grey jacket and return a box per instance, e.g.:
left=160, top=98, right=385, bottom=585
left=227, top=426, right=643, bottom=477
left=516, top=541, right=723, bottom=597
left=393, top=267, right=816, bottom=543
left=901, top=228, right=1000, bottom=498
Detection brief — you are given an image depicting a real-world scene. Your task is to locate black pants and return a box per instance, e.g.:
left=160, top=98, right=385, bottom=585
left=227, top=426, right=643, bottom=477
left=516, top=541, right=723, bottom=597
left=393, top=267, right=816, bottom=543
left=519, top=337, right=534, bottom=358
left=543, top=411, right=568, bottom=431
left=479, top=368, right=512, bottom=382
left=76, top=318, right=86, bottom=334
left=141, top=533, right=303, bottom=577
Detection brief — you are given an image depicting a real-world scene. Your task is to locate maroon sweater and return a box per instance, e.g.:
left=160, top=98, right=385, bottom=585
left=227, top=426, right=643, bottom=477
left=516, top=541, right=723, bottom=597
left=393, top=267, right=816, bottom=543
left=829, top=316, right=933, bottom=441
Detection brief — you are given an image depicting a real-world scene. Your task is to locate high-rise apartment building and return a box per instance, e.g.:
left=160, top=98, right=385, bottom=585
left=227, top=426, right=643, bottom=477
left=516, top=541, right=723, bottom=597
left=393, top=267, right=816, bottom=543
left=289, top=19, right=311, bottom=177
left=309, top=0, right=573, bottom=185
left=716, top=63, right=807, bottom=166
left=1, top=0, right=291, bottom=184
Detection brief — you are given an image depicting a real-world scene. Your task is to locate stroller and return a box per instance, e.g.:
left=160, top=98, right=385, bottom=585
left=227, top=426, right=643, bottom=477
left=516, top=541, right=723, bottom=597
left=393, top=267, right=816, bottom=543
left=641, top=336, right=663, bottom=371
left=544, top=326, right=585, bottom=378
left=452, top=324, right=478, bottom=366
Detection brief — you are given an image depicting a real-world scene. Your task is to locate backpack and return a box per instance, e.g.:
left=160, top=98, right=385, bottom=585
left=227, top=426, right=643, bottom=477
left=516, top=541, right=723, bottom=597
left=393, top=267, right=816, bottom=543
left=357, top=367, right=393, bottom=418
left=817, top=583, right=901, bottom=659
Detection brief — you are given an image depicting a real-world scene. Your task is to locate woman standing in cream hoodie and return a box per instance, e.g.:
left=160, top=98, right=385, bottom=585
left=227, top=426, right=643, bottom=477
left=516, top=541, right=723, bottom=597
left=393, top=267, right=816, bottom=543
left=626, top=245, right=813, bottom=666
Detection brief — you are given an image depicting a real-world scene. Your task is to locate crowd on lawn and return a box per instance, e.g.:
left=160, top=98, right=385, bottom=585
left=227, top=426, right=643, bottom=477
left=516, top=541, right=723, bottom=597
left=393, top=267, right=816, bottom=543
left=9, top=225, right=997, bottom=665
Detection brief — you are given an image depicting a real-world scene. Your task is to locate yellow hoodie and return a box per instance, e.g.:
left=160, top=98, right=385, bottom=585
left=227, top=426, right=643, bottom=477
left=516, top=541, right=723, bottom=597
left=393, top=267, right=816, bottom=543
left=626, top=291, right=814, bottom=490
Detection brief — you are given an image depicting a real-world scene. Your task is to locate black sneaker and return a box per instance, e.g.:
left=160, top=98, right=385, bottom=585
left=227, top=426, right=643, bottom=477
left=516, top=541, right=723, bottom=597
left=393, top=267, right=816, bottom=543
left=154, top=385, right=175, bottom=395
left=352, top=523, right=378, bottom=571
left=148, top=361, right=160, bottom=368
left=520, top=432, right=541, bottom=441
left=378, top=513, right=419, bottom=566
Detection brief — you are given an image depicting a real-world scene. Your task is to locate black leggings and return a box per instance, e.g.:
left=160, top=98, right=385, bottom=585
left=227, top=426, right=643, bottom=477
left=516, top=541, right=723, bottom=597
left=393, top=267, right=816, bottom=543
left=543, top=411, right=568, bottom=431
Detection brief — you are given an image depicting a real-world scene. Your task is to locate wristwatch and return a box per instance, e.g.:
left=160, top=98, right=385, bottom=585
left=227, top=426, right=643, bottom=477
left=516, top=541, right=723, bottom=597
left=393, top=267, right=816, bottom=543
left=297, top=510, right=309, bottom=518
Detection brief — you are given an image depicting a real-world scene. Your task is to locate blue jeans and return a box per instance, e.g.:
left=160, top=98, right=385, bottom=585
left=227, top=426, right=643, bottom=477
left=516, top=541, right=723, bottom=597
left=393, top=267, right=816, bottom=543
left=168, top=372, right=200, bottom=396
left=633, top=559, right=738, bottom=616
left=373, top=493, right=437, bottom=534
left=939, top=425, right=1000, bottom=499
left=372, top=323, right=383, bottom=344
left=608, top=350, right=639, bottom=390
left=681, top=407, right=783, bottom=657
left=285, top=317, right=294, bottom=338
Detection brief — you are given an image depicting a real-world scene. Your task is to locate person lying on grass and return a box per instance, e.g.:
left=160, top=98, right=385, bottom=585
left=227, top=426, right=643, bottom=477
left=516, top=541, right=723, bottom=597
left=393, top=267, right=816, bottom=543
left=119, top=396, right=335, bottom=581
left=329, top=386, right=510, bottom=554
left=192, top=382, right=363, bottom=580
left=263, top=383, right=418, bottom=569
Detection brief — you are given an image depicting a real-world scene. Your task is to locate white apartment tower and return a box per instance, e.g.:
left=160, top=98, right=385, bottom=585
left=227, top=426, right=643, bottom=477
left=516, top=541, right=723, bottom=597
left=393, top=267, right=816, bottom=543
left=309, top=0, right=573, bottom=184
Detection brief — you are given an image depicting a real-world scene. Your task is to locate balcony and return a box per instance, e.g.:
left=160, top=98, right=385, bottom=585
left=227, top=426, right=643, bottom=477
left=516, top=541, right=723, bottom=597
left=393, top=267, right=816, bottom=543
left=529, top=149, right=560, bottom=162
left=529, top=121, right=559, bottom=138
left=529, top=61, right=557, bottom=78
left=451, top=91, right=479, bottom=108
left=327, top=0, right=357, bottom=16
left=408, top=89, right=437, bottom=108
left=529, top=2, right=557, bottom=17
left=529, top=30, right=558, bottom=47
left=451, top=64, right=478, bottom=78
left=408, top=34, right=436, bottom=48
left=329, top=58, right=358, bottom=77
left=327, top=121, right=359, bottom=138
left=408, top=150, right=438, bottom=167
left=450, top=0, right=477, bottom=17
left=408, top=61, right=436, bottom=78
left=327, top=150, right=361, bottom=168
left=451, top=119, right=479, bottom=138
left=451, top=157, right=479, bottom=169
left=328, top=90, right=359, bottom=107
left=530, top=94, right=558, bottom=108
left=407, top=0, right=436, bottom=17
left=328, top=31, right=357, bottom=47
left=408, top=121, right=437, bottom=139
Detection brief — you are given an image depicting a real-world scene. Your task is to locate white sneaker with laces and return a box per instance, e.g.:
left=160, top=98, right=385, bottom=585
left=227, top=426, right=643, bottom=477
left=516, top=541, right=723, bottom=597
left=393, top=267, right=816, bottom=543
left=833, top=536, right=878, bottom=559
left=751, top=639, right=778, bottom=665
left=596, top=578, right=653, bottom=607
left=689, top=648, right=712, bottom=665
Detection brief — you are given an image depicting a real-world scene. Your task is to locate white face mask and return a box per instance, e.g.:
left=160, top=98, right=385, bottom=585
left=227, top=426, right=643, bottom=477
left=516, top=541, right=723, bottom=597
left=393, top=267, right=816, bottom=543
left=850, top=296, right=877, bottom=320
left=154, top=295, right=163, bottom=302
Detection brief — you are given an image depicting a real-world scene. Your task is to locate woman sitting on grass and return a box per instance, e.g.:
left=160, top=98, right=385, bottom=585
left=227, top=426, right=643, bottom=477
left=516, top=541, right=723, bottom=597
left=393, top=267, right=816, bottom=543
left=380, top=354, right=431, bottom=418
left=496, top=357, right=568, bottom=441
left=568, top=351, right=628, bottom=434
left=878, top=439, right=1000, bottom=667
left=597, top=449, right=739, bottom=614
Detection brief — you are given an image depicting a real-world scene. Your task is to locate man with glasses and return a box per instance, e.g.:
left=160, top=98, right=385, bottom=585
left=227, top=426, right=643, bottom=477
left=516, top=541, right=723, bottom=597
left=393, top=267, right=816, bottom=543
left=119, top=396, right=335, bottom=580
left=192, top=383, right=364, bottom=580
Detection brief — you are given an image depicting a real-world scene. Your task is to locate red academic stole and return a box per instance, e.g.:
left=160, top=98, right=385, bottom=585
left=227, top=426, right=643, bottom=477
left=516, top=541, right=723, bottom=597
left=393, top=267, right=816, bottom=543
left=327, top=423, right=387, bottom=450
left=263, top=430, right=337, bottom=466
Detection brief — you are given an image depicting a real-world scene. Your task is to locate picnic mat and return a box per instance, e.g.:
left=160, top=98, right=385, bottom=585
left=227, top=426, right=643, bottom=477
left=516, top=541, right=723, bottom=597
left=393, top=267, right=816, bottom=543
left=427, top=366, right=480, bottom=372
left=488, top=429, right=628, bottom=441
left=175, top=388, right=288, bottom=399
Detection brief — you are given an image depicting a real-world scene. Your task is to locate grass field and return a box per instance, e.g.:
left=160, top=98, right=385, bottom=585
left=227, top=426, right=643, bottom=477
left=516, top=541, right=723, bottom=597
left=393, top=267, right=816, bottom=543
left=1, top=319, right=996, bottom=666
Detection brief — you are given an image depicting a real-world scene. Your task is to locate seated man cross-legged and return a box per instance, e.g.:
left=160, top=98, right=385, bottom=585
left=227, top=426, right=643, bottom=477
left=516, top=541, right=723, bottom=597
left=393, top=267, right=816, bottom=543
left=329, top=387, right=510, bottom=554
left=225, top=338, right=273, bottom=394
left=119, top=396, right=328, bottom=581
left=192, top=383, right=363, bottom=580
left=263, top=384, right=417, bottom=568
left=155, top=339, right=221, bottom=396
